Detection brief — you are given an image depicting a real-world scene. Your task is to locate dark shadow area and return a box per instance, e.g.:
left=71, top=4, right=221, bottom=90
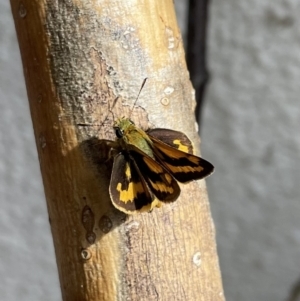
left=285, top=276, right=300, bottom=301
left=79, top=137, right=127, bottom=243
left=186, top=0, right=210, bottom=129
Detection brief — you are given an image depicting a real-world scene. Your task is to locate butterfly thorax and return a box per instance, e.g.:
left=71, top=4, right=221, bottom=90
left=114, top=118, right=154, bottom=159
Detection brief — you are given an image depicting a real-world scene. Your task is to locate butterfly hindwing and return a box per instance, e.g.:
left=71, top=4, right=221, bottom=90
left=109, top=152, right=154, bottom=214
left=148, top=130, right=214, bottom=183
left=148, top=128, right=194, bottom=154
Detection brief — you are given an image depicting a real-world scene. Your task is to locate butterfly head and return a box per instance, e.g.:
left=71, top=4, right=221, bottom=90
left=113, top=117, right=135, bottom=139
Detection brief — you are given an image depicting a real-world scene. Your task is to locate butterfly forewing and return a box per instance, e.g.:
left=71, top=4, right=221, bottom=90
left=127, top=145, right=181, bottom=202
left=109, top=152, right=154, bottom=213
left=148, top=131, right=214, bottom=183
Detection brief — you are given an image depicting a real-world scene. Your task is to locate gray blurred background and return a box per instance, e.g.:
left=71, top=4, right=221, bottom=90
left=1, top=0, right=300, bottom=300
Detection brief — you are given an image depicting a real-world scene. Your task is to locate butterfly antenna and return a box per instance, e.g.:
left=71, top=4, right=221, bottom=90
left=129, top=78, right=147, bottom=118
left=110, top=96, right=119, bottom=112
left=76, top=95, right=118, bottom=127
left=102, top=95, right=120, bottom=126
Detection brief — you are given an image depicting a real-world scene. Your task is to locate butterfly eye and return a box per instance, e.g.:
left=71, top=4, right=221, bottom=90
left=115, top=127, right=123, bottom=138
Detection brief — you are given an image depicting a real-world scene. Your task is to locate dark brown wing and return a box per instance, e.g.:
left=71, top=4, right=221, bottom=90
left=147, top=128, right=194, bottom=154
left=109, top=152, right=155, bottom=214
left=127, top=145, right=181, bottom=202
left=148, top=131, right=214, bottom=183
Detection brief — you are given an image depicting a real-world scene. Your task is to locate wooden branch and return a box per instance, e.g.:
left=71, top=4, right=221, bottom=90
left=10, top=0, right=224, bottom=300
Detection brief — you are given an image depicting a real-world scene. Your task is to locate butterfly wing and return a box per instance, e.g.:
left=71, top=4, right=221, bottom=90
left=147, top=128, right=194, bottom=154
left=148, top=130, right=214, bottom=183
left=127, top=145, right=181, bottom=203
left=109, top=152, right=155, bottom=214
